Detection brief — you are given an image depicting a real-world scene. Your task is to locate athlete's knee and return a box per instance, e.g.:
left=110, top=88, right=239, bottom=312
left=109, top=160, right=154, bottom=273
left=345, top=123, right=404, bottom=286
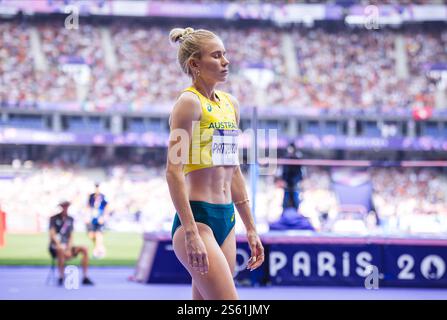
left=77, top=246, right=88, bottom=256
left=56, top=248, right=65, bottom=257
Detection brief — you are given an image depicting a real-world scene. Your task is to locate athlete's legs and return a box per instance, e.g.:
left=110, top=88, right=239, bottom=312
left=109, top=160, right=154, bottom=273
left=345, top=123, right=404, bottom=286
left=95, top=231, right=102, bottom=250
left=191, top=228, right=235, bottom=300
left=173, top=223, right=238, bottom=300
left=95, top=231, right=106, bottom=256
left=192, top=280, right=204, bottom=300
left=88, top=231, right=96, bottom=242
left=91, top=231, right=105, bottom=257
left=88, top=230, right=97, bottom=256
left=72, top=246, right=89, bottom=277
left=56, top=248, right=66, bottom=278
left=219, top=227, right=236, bottom=277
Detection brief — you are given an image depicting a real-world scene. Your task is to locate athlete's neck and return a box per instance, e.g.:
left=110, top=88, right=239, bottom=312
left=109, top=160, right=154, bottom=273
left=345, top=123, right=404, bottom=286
left=192, top=81, right=218, bottom=102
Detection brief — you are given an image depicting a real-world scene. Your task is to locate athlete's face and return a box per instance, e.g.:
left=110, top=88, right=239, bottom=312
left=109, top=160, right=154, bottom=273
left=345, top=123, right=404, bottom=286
left=194, top=37, right=229, bottom=83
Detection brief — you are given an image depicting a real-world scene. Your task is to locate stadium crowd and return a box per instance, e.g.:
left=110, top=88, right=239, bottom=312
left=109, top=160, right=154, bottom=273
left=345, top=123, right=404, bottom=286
left=1, top=21, right=445, bottom=112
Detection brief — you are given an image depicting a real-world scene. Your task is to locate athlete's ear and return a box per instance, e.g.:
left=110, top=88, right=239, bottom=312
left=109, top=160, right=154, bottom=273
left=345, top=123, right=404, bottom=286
left=190, top=58, right=200, bottom=70
left=189, top=59, right=201, bottom=78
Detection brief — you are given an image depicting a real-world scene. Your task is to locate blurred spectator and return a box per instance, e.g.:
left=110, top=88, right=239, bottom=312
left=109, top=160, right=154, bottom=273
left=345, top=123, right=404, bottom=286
left=280, top=143, right=303, bottom=210
left=86, top=183, right=109, bottom=258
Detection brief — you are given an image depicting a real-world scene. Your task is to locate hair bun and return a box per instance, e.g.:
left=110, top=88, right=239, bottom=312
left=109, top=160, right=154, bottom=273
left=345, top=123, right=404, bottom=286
left=169, top=27, right=195, bottom=44
left=181, top=27, right=195, bottom=39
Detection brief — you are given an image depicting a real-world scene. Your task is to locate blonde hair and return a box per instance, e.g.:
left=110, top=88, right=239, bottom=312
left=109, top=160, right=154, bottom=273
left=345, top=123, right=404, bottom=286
left=169, top=27, right=217, bottom=77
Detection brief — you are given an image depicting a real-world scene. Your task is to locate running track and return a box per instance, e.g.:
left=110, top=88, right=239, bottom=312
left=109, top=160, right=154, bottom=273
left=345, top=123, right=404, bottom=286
left=1, top=267, right=446, bottom=300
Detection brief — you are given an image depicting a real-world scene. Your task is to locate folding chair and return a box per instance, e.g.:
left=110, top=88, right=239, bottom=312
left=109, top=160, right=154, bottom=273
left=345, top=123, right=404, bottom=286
left=45, top=247, right=58, bottom=285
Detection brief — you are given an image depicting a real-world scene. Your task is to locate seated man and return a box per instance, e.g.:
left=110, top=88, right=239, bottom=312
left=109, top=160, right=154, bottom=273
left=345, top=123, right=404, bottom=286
left=49, top=200, right=94, bottom=286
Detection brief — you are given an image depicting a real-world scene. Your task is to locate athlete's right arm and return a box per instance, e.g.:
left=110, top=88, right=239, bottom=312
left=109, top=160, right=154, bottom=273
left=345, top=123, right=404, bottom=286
left=165, top=92, right=209, bottom=274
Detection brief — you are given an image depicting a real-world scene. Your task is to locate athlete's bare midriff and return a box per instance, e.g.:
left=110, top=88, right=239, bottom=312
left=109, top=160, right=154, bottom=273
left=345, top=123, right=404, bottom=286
left=185, top=166, right=235, bottom=204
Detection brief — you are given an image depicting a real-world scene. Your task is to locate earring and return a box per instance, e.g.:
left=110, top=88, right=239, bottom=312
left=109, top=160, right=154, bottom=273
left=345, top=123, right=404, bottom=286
left=196, top=70, right=200, bottom=77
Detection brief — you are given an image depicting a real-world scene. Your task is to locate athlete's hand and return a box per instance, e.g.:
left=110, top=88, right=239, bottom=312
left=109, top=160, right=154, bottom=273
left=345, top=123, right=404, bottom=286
left=246, top=230, right=264, bottom=271
left=185, top=232, right=209, bottom=275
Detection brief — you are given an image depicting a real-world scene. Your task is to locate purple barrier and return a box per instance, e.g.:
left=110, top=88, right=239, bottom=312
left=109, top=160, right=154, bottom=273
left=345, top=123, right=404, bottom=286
left=137, top=232, right=447, bottom=288
left=1, top=127, right=446, bottom=150
left=295, top=135, right=447, bottom=151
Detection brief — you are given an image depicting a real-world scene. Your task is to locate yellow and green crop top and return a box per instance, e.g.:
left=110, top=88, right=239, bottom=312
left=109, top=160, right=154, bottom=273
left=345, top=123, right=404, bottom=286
left=182, top=86, right=240, bottom=175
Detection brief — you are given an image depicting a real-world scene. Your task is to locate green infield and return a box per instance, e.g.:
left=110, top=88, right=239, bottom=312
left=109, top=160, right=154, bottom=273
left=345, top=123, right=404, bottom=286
left=0, top=232, right=143, bottom=266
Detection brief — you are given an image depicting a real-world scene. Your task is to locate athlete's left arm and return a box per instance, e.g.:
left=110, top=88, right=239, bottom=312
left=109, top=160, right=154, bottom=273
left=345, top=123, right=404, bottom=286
left=228, top=94, right=265, bottom=271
